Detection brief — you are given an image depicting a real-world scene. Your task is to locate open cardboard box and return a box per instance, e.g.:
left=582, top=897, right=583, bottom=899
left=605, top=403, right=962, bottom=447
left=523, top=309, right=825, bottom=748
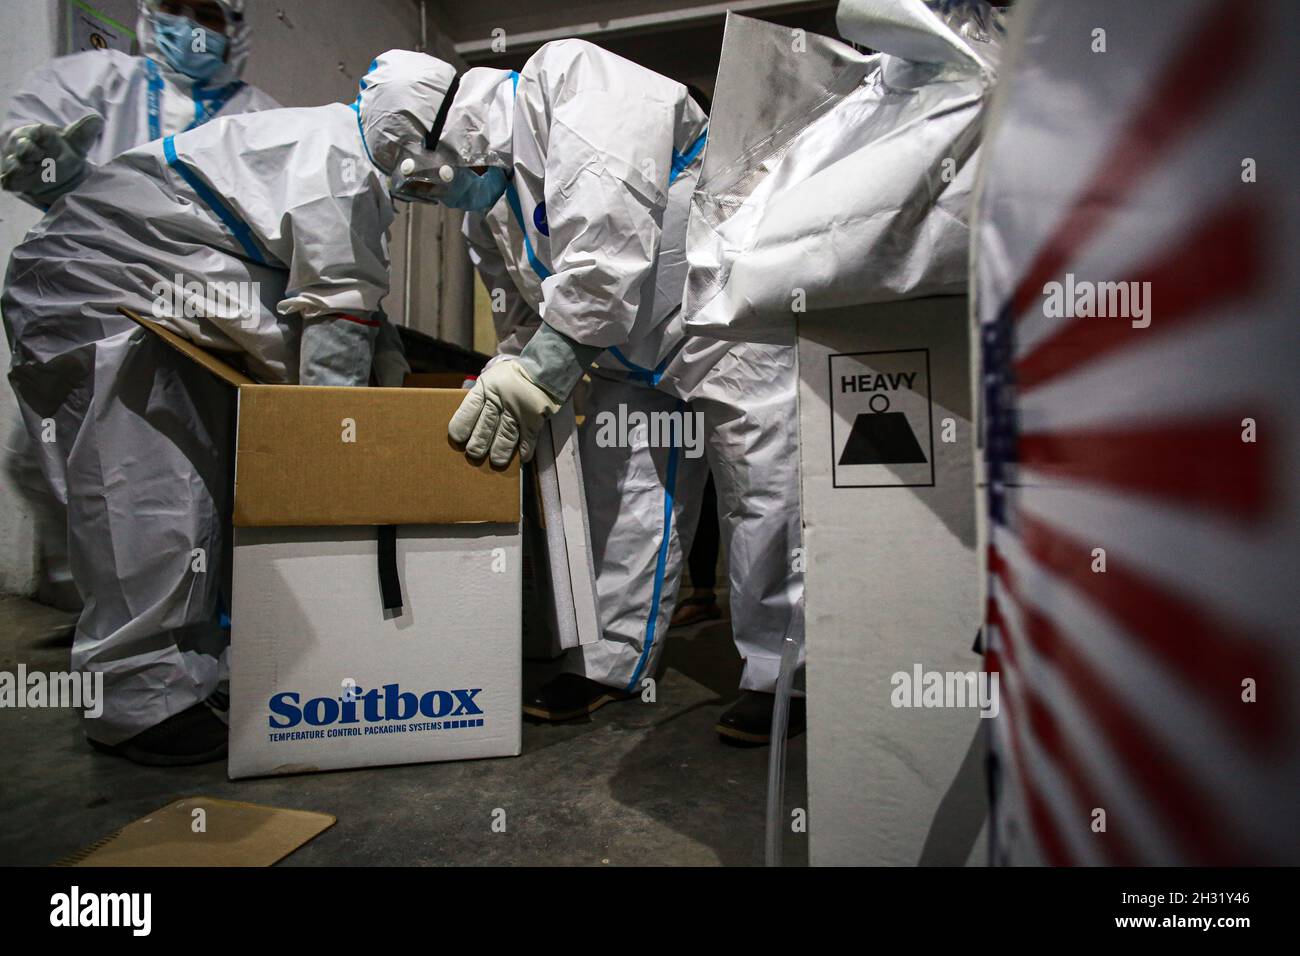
left=122, top=309, right=523, bottom=778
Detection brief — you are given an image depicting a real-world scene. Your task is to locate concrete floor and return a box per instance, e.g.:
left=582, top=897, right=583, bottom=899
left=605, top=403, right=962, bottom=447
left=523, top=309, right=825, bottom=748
left=0, top=594, right=807, bottom=866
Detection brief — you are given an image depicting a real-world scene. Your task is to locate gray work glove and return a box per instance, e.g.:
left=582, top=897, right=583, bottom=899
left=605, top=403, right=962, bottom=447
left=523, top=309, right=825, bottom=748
left=0, top=114, right=103, bottom=205
left=299, top=313, right=379, bottom=386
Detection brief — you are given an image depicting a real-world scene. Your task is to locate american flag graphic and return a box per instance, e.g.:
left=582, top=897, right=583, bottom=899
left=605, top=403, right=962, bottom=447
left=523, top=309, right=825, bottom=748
left=979, top=1, right=1299, bottom=865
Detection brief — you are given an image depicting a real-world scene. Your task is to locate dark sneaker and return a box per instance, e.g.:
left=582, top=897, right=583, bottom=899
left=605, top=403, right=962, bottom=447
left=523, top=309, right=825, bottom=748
left=715, top=691, right=807, bottom=746
left=89, top=698, right=229, bottom=767
left=670, top=595, right=722, bottom=628
left=522, top=673, right=635, bottom=722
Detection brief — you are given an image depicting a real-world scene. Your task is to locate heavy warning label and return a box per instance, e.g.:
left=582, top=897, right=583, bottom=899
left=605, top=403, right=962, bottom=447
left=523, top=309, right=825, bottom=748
left=829, top=348, right=934, bottom=488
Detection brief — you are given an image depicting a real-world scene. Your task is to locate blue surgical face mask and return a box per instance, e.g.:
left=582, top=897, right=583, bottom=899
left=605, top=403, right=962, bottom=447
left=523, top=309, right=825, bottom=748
left=438, top=166, right=509, bottom=212
left=152, top=11, right=229, bottom=82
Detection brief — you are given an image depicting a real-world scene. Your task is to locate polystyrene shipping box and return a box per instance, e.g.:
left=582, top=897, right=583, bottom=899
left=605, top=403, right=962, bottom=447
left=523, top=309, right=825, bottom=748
left=522, top=405, right=601, bottom=657
left=124, top=311, right=522, bottom=779
left=798, top=297, right=986, bottom=865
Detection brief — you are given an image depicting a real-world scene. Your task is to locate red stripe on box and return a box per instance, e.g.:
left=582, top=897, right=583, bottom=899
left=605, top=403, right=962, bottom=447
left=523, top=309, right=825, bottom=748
left=1008, top=2, right=1251, bottom=322
left=988, top=606, right=1136, bottom=865
left=991, top=547, right=1253, bottom=865
left=1018, top=414, right=1270, bottom=522
left=1016, top=203, right=1264, bottom=390
left=1016, top=512, right=1280, bottom=747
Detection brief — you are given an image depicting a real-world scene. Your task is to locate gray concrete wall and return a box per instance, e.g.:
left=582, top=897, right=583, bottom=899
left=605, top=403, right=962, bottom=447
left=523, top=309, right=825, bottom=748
left=0, top=2, right=62, bottom=600
left=235, top=0, right=427, bottom=331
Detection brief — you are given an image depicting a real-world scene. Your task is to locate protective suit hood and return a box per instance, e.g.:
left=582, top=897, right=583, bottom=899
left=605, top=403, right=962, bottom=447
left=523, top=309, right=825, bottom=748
left=137, top=0, right=253, bottom=89
left=356, top=49, right=459, bottom=175
left=435, top=67, right=516, bottom=167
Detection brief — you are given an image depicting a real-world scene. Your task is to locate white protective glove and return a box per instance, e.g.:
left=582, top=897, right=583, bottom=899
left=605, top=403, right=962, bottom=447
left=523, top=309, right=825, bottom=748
left=450, top=323, right=601, bottom=466
left=0, top=114, right=103, bottom=204
left=448, top=359, right=561, bottom=467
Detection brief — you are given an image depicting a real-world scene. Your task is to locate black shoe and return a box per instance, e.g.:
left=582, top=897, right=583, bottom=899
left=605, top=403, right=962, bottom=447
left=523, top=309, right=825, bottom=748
left=89, top=699, right=229, bottom=767
left=522, top=673, right=635, bottom=722
left=715, top=691, right=806, bottom=746
left=670, top=595, right=722, bottom=628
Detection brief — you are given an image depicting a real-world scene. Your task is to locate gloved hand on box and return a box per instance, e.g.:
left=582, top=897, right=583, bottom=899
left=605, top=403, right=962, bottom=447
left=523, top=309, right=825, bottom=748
left=449, top=322, right=600, bottom=467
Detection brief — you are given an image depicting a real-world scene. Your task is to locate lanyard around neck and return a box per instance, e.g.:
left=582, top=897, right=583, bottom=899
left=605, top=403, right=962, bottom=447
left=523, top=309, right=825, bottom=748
left=145, top=58, right=244, bottom=141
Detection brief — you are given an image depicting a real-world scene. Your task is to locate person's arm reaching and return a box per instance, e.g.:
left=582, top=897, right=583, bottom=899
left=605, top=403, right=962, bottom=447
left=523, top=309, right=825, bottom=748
left=299, top=313, right=382, bottom=386
left=0, top=114, right=103, bottom=207
left=462, top=211, right=540, bottom=362
left=0, top=52, right=122, bottom=207
left=205, top=108, right=397, bottom=386
left=450, top=43, right=680, bottom=465
left=371, top=311, right=410, bottom=387
left=452, top=207, right=602, bottom=465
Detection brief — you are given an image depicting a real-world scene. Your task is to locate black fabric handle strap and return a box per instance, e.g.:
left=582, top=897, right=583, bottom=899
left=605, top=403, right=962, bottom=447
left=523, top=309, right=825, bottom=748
left=424, top=73, right=462, bottom=151
left=378, top=525, right=403, bottom=613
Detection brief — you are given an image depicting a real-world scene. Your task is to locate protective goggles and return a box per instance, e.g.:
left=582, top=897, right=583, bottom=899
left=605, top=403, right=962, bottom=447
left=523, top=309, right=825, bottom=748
left=386, top=71, right=466, bottom=203
left=389, top=153, right=462, bottom=203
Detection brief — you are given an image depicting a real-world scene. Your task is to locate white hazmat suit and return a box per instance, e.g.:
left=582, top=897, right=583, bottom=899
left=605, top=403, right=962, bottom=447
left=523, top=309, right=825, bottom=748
left=2, top=100, right=396, bottom=745
left=359, top=45, right=805, bottom=695
left=0, top=0, right=278, bottom=632
left=0, top=0, right=279, bottom=208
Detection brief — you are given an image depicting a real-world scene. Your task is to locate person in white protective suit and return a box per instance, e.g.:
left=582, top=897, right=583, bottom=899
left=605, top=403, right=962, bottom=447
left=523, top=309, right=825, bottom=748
left=671, top=0, right=1002, bottom=762
left=358, top=45, right=806, bottom=743
left=0, top=1, right=279, bottom=208
left=2, top=92, right=407, bottom=764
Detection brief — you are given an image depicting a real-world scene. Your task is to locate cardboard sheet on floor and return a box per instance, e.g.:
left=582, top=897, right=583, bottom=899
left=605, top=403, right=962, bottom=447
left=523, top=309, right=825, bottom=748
left=60, top=797, right=334, bottom=867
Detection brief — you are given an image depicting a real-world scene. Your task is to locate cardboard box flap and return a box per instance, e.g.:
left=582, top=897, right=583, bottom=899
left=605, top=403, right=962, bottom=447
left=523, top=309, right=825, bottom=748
left=234, top=385, right=519, bottom=527
left=120, top=307, right=256, bottom=387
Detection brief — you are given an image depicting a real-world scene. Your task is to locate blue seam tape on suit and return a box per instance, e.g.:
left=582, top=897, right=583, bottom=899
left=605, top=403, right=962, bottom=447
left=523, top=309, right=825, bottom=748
left=608, top=347, right=655, bottom=384
left=501, top=71, right=550, bottom=280
left=504, top=182, right=553, bottom=280
left=608, top=339, right=686, bottom=386
left=146, top=58, right=242, bottom=141
left=353, top=59, right=381, bottom=168
left=670, top=129, right=707, bottom=184
left=625, top=402, right=685, bottom=691
left=163, top=136, right=267, bottom=264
